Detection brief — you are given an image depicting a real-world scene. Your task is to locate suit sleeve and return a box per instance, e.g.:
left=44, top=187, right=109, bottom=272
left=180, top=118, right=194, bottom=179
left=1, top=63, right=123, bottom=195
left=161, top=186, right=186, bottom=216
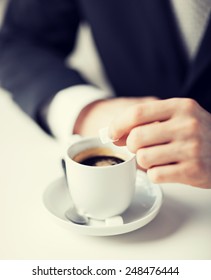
left=0, top=0, right=87, bottom=121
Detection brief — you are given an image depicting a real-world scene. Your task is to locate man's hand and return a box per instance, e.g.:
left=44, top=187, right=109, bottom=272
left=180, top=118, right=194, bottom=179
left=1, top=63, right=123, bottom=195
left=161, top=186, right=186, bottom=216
left=73, top=96, right=158, bottom=136
left=109, top=98, right=211, bottom=189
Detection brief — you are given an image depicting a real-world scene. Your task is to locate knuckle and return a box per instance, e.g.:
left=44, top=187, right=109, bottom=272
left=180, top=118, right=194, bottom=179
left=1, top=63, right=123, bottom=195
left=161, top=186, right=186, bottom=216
left=166, top=97, right=181, bottom=109
left=129, top=104, right=144, bottom=124
left=173, top=117, right=200, bottom=139
left=147, top=169, right=164, bottom=183
left=126, top=138, right=136, bottom=153
left=146, top=96, right=158, bottom=101
left=168, top=97, right=180, bottom=105
left=194, top=160, right=204, bottom=174
left=136, top=149, right=151, bottom=169
left=126, top=127, right=142, bottom=153
left=188, top=140, right=201, bottom=158
left=184, top=160, right=203, bottom=178
left=181, top=98, right=198, bottom=114
left=186, top=118, right=200, bottom=135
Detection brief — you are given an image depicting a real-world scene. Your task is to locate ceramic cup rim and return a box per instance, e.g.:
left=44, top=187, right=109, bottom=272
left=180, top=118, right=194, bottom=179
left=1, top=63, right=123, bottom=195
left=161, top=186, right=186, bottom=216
left=66, top=136, right=135, bottom=170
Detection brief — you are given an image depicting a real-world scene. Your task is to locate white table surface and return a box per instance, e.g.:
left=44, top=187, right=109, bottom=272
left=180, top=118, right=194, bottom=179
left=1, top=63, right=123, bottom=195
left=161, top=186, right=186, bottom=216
left=0, top=88, right=211, bottom=260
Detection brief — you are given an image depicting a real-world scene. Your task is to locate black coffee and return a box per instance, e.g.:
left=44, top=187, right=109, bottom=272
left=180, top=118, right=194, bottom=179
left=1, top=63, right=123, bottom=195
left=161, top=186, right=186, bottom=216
left=73, top=147, right=126, bottom=167
left=80, top=155, right=124, bottom=166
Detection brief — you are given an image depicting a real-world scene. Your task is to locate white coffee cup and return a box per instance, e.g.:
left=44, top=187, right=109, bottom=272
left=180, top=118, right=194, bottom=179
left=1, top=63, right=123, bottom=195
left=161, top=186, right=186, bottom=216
left=65, top=136, right=137, bottom=220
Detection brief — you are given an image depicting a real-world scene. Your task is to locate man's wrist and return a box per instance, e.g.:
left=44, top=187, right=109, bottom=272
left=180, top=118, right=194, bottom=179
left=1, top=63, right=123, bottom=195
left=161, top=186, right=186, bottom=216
left=73, top=99, right=105, bottom=135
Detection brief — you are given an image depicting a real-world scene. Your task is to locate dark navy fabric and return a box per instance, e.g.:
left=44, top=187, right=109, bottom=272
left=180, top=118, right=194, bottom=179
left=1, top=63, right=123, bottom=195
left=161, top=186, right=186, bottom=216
left=0, top=0, right=210, bottom=122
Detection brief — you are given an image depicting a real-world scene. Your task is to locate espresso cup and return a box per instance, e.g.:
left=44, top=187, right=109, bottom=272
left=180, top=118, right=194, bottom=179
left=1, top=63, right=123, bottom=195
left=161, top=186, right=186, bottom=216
left=65, top=136, right=137, bottom=220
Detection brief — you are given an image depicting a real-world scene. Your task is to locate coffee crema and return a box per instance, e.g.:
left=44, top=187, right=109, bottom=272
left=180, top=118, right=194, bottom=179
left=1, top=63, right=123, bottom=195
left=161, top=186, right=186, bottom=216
left=73, top=147, right=126, bottom=167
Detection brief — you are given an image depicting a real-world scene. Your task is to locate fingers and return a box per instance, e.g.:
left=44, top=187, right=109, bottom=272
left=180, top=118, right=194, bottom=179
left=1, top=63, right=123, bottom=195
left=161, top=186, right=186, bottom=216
left=126, top=121, right=173, bottom=152
left=147, top=163, right=185, bottom=184
left=109, top=97, right=211, bottom=188
left=114, top=120, right=172, bottom=147
left=136, top=143, right=181, bottom=169
left=135, top=137, right=210, bottom=169
left=147, top=160, right=210, bottom=188
left=109, top=99, right=176, bottom=141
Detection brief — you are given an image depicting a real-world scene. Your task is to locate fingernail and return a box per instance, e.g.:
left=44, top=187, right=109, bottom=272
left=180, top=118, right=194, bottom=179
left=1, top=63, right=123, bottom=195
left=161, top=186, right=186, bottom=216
left=99, top=127, right=118, bottom=144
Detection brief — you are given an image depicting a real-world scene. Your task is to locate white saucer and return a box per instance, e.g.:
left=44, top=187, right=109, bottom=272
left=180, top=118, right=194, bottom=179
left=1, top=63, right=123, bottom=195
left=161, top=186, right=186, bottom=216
left=43, top=171, right=163, bottom=236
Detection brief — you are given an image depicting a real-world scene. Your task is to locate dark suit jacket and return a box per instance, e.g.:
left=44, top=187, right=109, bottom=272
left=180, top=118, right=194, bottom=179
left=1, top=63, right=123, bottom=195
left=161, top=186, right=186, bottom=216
left=0, top=0, right=211, bottom=124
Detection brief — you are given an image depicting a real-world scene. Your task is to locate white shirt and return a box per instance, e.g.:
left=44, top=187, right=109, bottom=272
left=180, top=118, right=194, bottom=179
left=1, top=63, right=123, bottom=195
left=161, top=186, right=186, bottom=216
left=171, top=0, right=211, bottom=58
left=47, top=1, right=211, bottom=142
